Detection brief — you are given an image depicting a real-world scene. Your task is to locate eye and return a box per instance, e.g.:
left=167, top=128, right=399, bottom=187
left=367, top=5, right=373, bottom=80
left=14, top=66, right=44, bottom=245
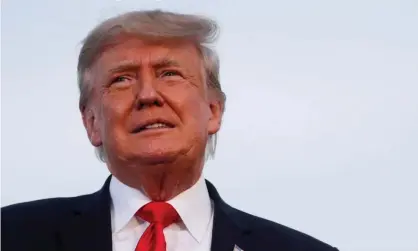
left=108, top=75, right=134, bottom=88
left=160, top=70, right=182, bottom=78
left=111, top=75, right=130, bottom=84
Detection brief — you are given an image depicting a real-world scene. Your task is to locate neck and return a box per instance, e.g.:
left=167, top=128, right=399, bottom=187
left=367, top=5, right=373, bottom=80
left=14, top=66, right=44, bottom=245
left=139, top=168, right=201, bottom=201
left=109, top=155, right=205, bottom=201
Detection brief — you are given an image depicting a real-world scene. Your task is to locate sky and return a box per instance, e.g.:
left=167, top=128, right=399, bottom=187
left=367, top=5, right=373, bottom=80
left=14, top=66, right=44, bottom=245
left=1, top=0, right=418, bottom=250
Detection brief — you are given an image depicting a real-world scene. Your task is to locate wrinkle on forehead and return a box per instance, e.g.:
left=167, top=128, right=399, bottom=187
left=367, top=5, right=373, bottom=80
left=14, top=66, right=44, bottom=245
left=96, top=40, right=202, bottom=73
left=84, top=37, right=208, bottom=98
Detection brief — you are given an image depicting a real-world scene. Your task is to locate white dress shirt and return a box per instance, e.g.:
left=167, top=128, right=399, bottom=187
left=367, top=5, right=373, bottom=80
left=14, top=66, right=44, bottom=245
left=109, top=175, right=214, bottom=251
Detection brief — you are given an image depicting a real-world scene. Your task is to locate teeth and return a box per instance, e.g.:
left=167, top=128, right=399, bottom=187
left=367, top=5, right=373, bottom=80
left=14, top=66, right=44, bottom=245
left=144, top=123, right=169, bottom=129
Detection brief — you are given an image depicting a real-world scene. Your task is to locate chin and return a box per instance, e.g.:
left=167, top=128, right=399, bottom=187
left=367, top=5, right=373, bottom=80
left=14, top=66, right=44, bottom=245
left=131, top=147, right=182, bottom=165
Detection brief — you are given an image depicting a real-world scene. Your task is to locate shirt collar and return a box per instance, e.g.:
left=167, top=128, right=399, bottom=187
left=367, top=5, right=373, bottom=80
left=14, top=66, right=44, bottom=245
left=109, top=176, right=151, bottom=234
left=109, top=175, right=213, bottom=243
left=167, top=176, right=213, bottom=242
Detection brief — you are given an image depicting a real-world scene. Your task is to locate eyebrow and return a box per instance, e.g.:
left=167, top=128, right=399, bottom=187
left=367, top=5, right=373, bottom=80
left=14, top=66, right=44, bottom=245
left=152, top=58, right=181, bottom=69
left=107, top=61, right=141, bottom=74
left=107, top=58, right=182, bottom=75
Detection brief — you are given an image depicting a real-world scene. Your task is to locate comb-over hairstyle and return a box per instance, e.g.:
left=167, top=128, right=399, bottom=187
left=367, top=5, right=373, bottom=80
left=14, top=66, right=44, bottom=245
left=77, top=10, right=226, bottom=162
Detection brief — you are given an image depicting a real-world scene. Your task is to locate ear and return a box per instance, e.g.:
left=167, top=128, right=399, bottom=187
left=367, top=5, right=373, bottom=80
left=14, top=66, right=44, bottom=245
left=82, top=108, right=102, bottom=147
left=207, top=99, right=223, bottom=135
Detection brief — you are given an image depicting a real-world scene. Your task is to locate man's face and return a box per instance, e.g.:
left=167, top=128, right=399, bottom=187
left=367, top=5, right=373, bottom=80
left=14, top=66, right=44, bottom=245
left=83, top=37, right=222, bottom=166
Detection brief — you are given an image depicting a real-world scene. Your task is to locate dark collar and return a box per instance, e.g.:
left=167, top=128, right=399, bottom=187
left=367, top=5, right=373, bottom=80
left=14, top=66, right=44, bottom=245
left=205, top=180, right=253, bottom=251
left=57, top=177, right=113, bottom=251
left=58, top=175, right=252, bottom=251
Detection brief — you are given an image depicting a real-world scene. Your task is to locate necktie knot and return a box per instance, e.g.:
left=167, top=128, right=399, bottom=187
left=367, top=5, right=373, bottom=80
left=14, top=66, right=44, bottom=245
left=136, top=202, right=180, bottom=228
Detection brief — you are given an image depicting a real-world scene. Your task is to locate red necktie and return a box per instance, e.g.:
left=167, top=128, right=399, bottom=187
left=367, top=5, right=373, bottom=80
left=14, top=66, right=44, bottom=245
left=135, top=202, right=180, bottom=251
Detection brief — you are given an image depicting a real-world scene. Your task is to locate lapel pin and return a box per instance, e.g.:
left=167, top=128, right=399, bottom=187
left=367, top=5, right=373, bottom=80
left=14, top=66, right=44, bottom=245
left=233, top=244, right=244, bottom=251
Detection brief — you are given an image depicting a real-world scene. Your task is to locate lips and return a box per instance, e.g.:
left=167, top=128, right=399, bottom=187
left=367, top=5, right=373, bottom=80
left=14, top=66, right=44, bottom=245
left=131, top=119, right=175, bottom=133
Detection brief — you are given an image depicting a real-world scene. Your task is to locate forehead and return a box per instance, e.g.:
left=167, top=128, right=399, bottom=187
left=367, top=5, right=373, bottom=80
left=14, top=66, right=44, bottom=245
left=91, top=37, right=203, bottom=73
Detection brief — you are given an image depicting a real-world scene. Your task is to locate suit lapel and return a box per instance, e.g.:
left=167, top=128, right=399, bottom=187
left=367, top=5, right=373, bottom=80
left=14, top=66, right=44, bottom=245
left=206, top=180, right=252, bottom=251
left=55, top=177, right=251, bottom=251
left=57, top=176, right=113, bottom=251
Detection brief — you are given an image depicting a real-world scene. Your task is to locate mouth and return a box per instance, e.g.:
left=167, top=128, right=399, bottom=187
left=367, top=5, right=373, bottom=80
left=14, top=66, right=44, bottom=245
left=131, top=120, right=175, bottom=134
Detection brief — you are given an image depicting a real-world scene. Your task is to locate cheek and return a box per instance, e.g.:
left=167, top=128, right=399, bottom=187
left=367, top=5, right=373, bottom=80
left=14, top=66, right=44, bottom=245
left=165, top=82, right=200, bottom=108
left=168, top=84, right=211, bottom=124
left=180, top=96, right=212, bottom=131
left=100, top=92, right=135, bottom=131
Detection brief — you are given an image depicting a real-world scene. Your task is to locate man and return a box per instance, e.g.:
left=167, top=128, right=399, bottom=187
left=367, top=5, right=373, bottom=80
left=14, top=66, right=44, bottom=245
left=1, top=10, right=338, bottom=251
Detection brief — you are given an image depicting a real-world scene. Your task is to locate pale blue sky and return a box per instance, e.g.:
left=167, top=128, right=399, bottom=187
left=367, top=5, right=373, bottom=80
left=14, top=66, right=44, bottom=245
left=1, top=1, right=418, bottom=250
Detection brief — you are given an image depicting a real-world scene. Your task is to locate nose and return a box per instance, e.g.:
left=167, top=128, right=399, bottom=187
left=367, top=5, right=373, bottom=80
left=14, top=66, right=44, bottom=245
left=135, top=74, right=164, bottom=109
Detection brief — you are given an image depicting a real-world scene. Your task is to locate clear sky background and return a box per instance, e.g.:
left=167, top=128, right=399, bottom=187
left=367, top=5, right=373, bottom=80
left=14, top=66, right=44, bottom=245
left=1, top=1, right=417, bottom=250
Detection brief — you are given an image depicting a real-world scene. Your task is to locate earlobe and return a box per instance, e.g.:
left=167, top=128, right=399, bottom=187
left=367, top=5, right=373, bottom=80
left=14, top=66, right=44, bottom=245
left=82, top=109, right=102, bottom=147
left=207, top=100, right=223, bottom=135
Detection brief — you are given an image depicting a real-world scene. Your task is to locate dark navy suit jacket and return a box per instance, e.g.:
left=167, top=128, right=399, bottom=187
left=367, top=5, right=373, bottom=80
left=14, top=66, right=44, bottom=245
left=1, top=176, right=338, bottom=251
